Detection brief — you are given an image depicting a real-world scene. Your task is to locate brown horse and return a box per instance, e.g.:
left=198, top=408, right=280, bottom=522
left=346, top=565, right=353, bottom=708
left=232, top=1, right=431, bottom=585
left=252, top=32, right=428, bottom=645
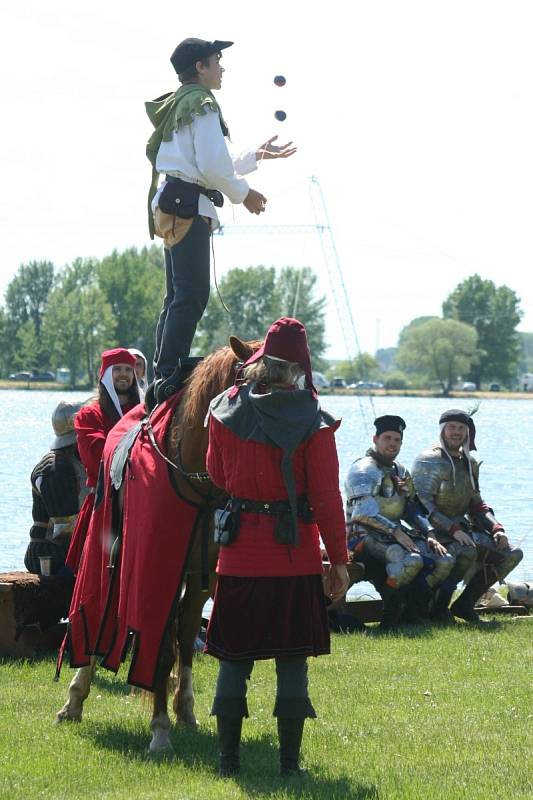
left=56, top=337, right=259, bottom=755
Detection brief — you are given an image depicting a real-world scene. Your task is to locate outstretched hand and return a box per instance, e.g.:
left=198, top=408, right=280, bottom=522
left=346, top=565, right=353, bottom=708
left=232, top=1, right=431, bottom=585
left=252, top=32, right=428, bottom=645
left=256, top=135, right=297, bottom=161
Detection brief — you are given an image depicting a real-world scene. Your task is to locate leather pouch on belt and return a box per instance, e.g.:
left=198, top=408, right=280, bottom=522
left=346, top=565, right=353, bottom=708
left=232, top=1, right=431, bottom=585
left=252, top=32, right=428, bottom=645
left=158, top=179, right=201, bottom=218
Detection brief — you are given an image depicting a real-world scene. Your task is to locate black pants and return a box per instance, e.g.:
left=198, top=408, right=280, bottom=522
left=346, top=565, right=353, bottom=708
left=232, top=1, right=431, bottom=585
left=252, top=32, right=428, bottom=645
left=153, top=216, right=211, bottom=378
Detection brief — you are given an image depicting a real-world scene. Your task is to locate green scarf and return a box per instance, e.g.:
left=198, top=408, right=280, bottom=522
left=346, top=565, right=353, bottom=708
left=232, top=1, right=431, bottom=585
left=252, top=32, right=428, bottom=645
left=144, top=84, right=228, bottom=238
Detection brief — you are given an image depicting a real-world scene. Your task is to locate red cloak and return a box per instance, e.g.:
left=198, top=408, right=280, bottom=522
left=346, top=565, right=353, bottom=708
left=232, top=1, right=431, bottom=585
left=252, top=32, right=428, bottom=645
left=66, top=393, right=202, bottom=689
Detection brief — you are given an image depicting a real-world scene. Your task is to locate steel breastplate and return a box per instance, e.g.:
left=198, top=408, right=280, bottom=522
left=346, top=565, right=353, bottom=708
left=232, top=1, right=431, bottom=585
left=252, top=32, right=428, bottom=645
left=435, top=457, right=475, bottom=518
left=376, top=469, right=406, bottom=521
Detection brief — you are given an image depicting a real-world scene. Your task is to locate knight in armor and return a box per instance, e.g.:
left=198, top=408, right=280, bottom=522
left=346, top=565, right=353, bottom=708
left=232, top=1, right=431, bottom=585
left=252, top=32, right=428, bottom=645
left=65, top=348, right=141, bottom=573
left=25, top=401, right=87, bottom=575
left=411, top=409, right=523, bottom=622
left=345, top=415, right=455, bottom=629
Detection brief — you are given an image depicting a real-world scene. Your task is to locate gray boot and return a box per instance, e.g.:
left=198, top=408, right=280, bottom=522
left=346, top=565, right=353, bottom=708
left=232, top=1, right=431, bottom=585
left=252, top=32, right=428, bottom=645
left=277, top=718, right=306, bottom=776
left=216, top=716, right=242, bottom=777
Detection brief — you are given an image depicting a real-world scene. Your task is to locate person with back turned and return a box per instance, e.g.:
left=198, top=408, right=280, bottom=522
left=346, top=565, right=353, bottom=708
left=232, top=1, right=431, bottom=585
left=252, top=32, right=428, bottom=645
left=204, top=317, right=349, bottom=777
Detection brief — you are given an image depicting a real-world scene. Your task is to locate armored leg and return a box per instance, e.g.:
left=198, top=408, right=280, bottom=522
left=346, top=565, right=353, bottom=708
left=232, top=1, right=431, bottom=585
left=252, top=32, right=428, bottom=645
left=471, top=531, right=523, bottom=582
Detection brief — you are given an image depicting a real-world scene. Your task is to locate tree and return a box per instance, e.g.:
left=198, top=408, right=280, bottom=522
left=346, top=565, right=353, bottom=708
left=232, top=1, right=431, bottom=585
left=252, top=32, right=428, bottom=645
left=375, top=347, right=397, bottom=372
left=42, top=259, right=116, bottom=387
left=276, top=267, right=328, bottom=370
left=195, top=265, right=328, bottom=367
left=13, top=321, right=40, bottom=372
left=397, top=318, right=478, bottom=395
left=326, top=354, right=379, bottom=384
left=97, top=246, right=164, bottom=367
left=4, top=260, right=55, bottom=368
left=443, top=274, right=522, bottom=387
left=4, top=260, right=55, bottom=335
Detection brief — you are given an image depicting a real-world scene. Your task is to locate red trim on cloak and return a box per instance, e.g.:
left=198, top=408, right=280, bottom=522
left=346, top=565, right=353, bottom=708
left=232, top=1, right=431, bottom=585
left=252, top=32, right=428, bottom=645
left=66, top=393, right=201, bottom=689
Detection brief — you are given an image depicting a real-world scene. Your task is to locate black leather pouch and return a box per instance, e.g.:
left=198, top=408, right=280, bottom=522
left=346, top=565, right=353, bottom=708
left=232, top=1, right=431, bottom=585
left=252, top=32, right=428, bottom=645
left=158, top=179, right=200, bottom=218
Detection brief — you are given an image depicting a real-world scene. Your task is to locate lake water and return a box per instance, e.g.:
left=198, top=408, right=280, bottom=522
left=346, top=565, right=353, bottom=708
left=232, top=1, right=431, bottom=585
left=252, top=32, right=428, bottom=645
left=1, top=391, right=531, bottom=585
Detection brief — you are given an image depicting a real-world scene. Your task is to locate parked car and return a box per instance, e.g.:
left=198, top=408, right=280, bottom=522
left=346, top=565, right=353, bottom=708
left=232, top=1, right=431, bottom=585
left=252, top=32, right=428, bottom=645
left=489, top=382, right=500, bottom=392
left=9, top=371, right=32, bottom=381
left=461, top=382, right=477, bottom=391
left=30, top=371, right=56, bottom=382
left=330, top=377, right=347, bottom=388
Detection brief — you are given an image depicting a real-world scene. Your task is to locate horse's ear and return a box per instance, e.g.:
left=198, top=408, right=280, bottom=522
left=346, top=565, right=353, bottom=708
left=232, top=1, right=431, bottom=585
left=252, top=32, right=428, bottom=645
left=229, top=335, right=255, bottom=362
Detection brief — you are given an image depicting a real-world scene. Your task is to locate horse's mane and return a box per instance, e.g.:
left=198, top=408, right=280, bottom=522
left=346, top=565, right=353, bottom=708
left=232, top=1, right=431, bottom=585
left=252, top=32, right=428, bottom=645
left=173, top=341, right=259, bottom=434
left=178, top=347, right=237, bottom=432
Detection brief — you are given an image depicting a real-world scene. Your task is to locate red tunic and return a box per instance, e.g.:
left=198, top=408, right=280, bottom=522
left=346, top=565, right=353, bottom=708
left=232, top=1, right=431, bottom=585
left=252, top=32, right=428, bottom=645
left=66, top=401, right=137, bottom=573
left=206, top=415, right=348, bottom=577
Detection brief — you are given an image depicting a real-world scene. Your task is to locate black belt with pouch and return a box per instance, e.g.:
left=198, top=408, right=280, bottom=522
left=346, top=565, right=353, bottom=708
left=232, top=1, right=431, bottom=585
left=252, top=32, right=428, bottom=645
left=158, top=175, right=224, bottom=218
left=213, top=495, right=313, bottom=547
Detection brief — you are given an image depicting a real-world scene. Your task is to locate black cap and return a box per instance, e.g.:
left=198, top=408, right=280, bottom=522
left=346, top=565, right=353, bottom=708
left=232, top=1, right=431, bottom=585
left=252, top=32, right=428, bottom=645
left=439, top=408, right=477, bottom=450
left=170, top=38, right=233, bottom=75
left=374, top=415, right=406, bottom=437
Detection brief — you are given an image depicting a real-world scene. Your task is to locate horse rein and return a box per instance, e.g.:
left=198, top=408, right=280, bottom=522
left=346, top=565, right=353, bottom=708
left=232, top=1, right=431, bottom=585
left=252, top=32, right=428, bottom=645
left=144, top=417, right=210, bottom=483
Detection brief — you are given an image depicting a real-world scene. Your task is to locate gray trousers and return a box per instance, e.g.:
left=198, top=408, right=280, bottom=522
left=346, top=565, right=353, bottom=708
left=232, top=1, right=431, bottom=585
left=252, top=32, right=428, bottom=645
left=211, top=657, right=317, bottom=720
left=153, top=216, right=211, bottom=378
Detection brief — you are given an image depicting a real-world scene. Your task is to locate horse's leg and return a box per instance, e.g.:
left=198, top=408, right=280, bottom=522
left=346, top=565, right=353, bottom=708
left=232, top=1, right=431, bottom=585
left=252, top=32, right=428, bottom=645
left=173, top=571, right=216, bottom=726
left=55, top=656, right=97, bottom=723
left=149, top=616, right=178, bottom=756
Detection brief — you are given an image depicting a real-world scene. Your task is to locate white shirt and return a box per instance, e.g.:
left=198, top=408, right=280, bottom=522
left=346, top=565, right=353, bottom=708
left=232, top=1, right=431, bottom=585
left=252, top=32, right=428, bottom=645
left=153, top=108, right=258, bottom=228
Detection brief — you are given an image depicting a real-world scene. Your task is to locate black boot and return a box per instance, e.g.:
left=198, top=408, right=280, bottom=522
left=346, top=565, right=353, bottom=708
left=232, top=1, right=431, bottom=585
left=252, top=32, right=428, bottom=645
left=216, top=716, right=242, bottom=777
left=402, top=579, right=433, bottom=624
left=144, top=382, right=157, bottom=413
left=278, top=717, right=307, bottom=776
left=379, top=585, right=404, bottom=630
left=429, top=586, right=456, bottom=624
left=155, top=357, right=203, bottom=404
left=450, top=569, right=496, bottom=623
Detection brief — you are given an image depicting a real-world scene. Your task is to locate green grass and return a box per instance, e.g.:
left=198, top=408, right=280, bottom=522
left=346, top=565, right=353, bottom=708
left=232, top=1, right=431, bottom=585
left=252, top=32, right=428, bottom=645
left=1, top=618, right=532, bottom=799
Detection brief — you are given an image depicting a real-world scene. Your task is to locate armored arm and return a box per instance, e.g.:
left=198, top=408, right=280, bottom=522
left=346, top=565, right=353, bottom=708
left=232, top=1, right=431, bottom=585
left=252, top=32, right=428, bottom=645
left=469, top=502, right=504, bottom=535
left=467, top=461, right=505, bottom=535
left=411, top=451, right=457, bottom=535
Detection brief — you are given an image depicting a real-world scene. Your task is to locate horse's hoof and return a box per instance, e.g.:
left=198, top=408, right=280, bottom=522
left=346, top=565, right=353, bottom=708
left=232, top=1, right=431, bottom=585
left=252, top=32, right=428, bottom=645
left=55, top=705, right=81, bottom=725
left=148, top=742, right=175, bottom=759
left=55, top=711, right=81, bottom=725
left=176, top=714, right=198, bottom=729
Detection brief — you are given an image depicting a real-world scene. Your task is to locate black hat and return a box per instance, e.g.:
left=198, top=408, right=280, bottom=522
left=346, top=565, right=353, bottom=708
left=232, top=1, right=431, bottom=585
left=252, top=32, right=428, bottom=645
left=170, top=38, right=233, bottom=75
left=439, top=408, right=477, bottom=450
left=374, top=415, right=406, bottom=437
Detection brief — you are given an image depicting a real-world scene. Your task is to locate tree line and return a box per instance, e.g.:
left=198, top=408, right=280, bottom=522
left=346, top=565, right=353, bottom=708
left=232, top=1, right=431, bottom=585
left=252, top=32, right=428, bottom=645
left=0, top=250, right=526, bottom=392
left=332, top=275, right=525, bottom=394
left=0, top=250, right=327, bottom=386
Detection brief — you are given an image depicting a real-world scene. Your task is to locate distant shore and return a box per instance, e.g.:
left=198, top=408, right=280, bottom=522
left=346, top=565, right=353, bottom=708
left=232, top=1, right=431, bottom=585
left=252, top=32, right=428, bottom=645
left=2, top=381, right=533, bottom=400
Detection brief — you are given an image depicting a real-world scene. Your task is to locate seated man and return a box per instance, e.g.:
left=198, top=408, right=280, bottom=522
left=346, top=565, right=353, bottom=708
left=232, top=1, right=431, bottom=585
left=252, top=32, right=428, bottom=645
left=345, top=415, right=454, bottom=629
left=25, top=401, right=87, bottom=576
left=411, top=409, right=523, bottom=622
